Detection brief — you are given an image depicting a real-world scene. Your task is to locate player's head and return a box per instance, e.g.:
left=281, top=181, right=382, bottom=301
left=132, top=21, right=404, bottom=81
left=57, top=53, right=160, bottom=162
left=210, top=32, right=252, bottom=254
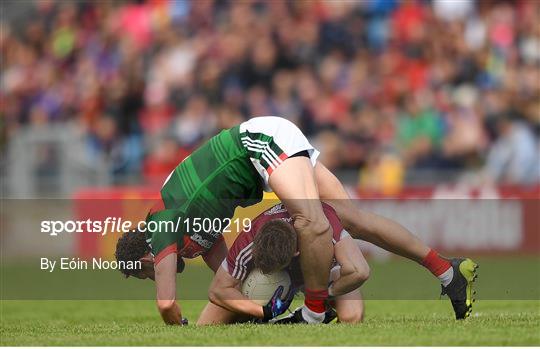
left=115, top=228, right=155, bottom=280
left=252, top=219, right=297, bottom=274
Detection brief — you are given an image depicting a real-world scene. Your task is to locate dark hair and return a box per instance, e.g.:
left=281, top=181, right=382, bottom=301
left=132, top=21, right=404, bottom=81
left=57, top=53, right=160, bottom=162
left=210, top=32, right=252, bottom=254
left=252, top=219, right=297, bottom=274
left=115, top=229, right=149, bottom=277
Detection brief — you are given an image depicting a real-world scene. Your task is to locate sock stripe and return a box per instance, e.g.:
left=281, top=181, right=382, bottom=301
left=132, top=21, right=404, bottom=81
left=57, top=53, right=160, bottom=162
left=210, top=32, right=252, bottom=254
left=422, top=249, right=451, bottom=277
left=304, top=288, right=328, bottom=314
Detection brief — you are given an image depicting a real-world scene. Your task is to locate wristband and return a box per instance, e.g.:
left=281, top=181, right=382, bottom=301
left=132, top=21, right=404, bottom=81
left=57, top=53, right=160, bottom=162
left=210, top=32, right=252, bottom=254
left=262, top=305, right=272, bottom=321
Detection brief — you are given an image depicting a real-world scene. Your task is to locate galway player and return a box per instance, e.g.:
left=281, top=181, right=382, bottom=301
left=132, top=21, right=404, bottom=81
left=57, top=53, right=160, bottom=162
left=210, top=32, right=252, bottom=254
left=197, top=202, right=367, bottom=325
left=115, top=116, right=477, bottom=324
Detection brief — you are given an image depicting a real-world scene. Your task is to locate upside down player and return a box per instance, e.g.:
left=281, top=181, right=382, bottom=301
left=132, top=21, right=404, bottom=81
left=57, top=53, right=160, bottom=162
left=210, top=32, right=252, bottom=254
left=115, top=116, right=478, bottom=325
left=197, top=202, right=368, bottom=325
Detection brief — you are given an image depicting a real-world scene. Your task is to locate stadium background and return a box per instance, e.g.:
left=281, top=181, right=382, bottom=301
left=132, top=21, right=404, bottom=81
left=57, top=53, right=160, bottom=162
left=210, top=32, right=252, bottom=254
left=0, top=0, right=539, bottom=345
left=2, top=0, right=538, bottom=259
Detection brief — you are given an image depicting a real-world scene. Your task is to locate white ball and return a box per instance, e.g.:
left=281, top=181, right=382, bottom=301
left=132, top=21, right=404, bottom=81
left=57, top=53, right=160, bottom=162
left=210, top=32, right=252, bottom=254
left=241, top=269, right=291, bottom=305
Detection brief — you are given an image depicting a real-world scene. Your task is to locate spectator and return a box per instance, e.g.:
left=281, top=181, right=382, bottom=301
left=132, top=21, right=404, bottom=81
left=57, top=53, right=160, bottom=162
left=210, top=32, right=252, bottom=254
left=396, top=92, right=444, bottom=168
left=1, top=0, right=538, bottom=192
left=484, top=115, right=539, bottom=185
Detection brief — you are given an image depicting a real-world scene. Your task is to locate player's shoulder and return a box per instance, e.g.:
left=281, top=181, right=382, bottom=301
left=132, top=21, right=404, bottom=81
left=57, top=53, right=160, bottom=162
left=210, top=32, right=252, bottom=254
left=227, top=223, right=256, bottom=261
left=227, top=203, right=288, bottom=266
left=226, top=226, right=255, bottom=280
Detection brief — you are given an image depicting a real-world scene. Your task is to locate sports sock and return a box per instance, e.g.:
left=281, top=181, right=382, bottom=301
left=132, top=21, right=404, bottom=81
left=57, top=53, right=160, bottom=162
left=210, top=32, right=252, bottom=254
left=302, top=306, right=325, bottom=324
left=303, top=288, right=327, bottom=323
left=421, top=249, right=453, bottom=287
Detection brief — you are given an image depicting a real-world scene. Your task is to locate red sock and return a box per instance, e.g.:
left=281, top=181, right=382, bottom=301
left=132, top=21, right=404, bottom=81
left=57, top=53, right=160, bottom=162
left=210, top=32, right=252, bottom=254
left=421, top=249, right=451, bottom=277
left=304, top=288, right=328, bottom=313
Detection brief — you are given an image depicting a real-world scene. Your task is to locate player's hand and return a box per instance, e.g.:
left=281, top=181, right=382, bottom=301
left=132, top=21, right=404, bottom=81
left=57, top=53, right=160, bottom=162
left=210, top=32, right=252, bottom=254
left=262, top=286, right=295, bottom=321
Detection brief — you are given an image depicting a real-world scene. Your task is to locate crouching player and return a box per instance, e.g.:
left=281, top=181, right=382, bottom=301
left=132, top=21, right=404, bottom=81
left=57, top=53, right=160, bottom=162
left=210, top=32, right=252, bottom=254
left=197, top=202, right=368, bottom=325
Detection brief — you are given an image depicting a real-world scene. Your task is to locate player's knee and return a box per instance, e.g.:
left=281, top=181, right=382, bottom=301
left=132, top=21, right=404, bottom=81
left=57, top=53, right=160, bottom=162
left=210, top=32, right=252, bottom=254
left=156, top=299, right=176, bottom=314
left=293, top=214, right=331, bottom=240
left=339, top=308, right=364, bottom=324
left=196, top=318, right=210, bottom=326
left=196, top=310, right=212, bottom=326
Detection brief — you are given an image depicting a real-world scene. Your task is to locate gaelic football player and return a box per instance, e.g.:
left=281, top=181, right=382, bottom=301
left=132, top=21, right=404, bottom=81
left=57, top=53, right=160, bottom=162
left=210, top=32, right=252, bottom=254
left=197, top=202, right=367, bottom=325
left=115, top=116, right=477, bottom=324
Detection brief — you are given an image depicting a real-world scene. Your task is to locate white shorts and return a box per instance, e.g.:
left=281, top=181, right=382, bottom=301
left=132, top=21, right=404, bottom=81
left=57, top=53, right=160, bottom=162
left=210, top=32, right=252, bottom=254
left=239, top=116, right=320, bottom=191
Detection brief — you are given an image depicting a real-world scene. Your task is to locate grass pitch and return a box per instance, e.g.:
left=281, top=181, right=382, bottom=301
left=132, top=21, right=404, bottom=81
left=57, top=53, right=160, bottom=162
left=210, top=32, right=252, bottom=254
left=1, top=300, right=538, bottom=346
left=1, top=256, right=539, bottom=346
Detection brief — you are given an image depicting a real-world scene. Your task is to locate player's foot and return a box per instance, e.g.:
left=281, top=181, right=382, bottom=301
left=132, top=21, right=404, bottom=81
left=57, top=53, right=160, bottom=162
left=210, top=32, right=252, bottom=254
left=271, top=307, right=336, bottom=324
left=322, top=307, right=337, bottom=324
left=271, top=307, right=305, bottom=324
left=441, top=258, right=478, bottom=320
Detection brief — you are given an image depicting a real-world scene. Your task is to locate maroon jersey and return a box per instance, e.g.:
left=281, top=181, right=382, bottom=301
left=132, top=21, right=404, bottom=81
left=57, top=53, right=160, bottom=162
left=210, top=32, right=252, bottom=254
left=222, top=202, right=348, bottom=282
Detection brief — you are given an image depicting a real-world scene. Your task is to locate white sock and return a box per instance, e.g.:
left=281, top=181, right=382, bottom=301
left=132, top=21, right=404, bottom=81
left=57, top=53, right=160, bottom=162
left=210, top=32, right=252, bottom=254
left=302, top=306, right=325, bottom=324
left=439, top=267, right=454, bottom=287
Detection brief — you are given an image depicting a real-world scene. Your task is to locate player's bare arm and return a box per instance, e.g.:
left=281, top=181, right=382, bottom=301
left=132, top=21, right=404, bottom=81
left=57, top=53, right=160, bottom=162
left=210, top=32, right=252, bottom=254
left=329, top=236, right=370, bottom=297
left=154, top=253, right=183, bottom=325
left=207, top=266, right=265, bottom=319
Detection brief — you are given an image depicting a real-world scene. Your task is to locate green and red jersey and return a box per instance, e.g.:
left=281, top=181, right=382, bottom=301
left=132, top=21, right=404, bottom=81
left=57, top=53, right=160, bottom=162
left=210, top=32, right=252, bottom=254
left=145, top=117, right=320, bottom=265
left=146, top=126, right=263, bottom=263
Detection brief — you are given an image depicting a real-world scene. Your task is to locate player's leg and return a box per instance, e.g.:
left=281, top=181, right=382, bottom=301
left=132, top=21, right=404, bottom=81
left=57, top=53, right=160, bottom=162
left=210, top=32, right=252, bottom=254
left=314, top=162, right=478, bottom=319
left=268, top=156, right=334, bottom=324
left=333, top=290, right=364, bottom=324
left=314, top=162, right=430, bottom=262
left=196, top=302, right=250, bottom=325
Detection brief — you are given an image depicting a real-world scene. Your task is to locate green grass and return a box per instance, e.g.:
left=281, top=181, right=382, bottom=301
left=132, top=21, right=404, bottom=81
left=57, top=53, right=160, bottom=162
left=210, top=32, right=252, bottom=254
left=1, top=256, right=539, bottom=345
left=1, top=300, right=539, bottom=346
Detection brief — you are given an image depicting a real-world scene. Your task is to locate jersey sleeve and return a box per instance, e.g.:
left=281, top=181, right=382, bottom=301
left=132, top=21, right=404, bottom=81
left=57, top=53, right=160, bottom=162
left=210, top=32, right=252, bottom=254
left=224, top=226, right=256, bottom=281
left=145, top=209, right=183, bottom=265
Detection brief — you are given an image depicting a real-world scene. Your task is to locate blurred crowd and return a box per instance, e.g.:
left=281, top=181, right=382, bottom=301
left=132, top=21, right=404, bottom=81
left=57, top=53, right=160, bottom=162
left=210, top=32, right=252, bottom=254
left=2, top=0, right=539, bottom=193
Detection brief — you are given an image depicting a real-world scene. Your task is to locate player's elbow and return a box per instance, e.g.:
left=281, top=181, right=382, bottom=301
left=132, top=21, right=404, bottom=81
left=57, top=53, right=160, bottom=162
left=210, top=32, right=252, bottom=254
left=208, top=283, right=227, bottom=306
left=208, top=288, right=220, bottom=305
left=156, top=299, right=176, bottom=314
